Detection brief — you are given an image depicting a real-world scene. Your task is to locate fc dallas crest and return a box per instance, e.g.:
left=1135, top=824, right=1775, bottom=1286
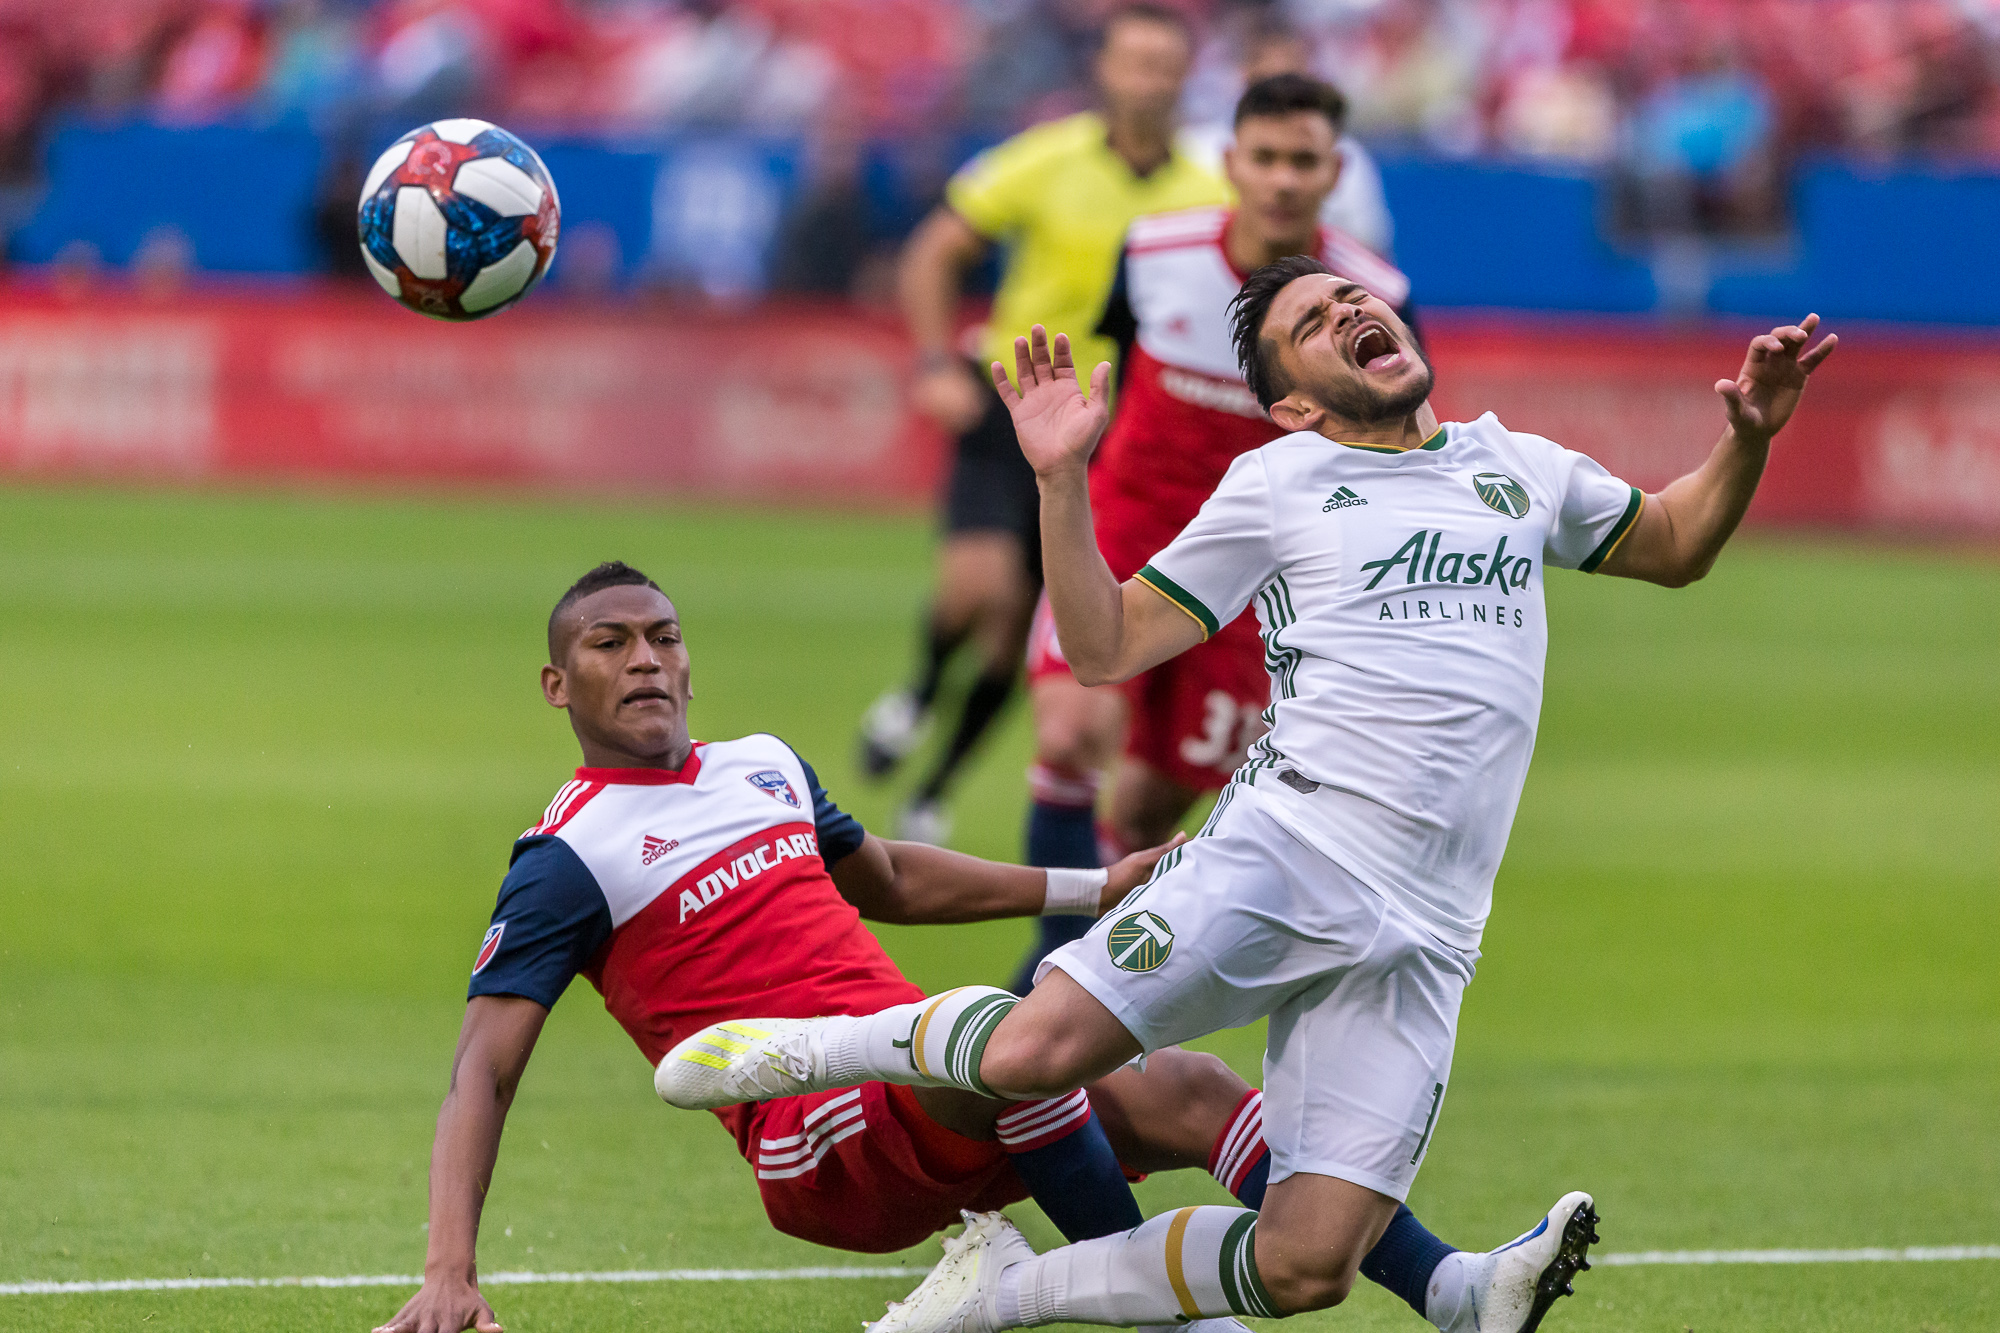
left=746, top=769, right=801, bottom=808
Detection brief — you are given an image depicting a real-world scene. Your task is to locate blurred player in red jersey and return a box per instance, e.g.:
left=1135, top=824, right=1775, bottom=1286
left=375, top=562, right=1273, bottom=1333
left=1015, top=74, right=1417, bottom=988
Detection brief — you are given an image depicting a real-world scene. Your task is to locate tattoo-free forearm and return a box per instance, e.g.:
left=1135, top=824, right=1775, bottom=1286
left=872, top=841, right=1048, bottom=924
left=1037, top=465, right=1132, bottom=685
left=421, top=1066, right=511, bottom=1280
left=899, top=211, right=978, bottom=357
left=1649, top=426, right=1770, bottom=585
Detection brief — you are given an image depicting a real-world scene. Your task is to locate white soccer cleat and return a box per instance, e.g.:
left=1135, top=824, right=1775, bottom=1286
left=1439, top=1190, right=1599, bottom=1333
left=866, top=1210, right=1035, bottom=1333
left=1138, top=1321, right=1253, bottom=1333
left=897, top=797, right=953, bottom=847
left=859, top=689, right=928, bottom=779
left=654, top=1017, right=839, bottom=1110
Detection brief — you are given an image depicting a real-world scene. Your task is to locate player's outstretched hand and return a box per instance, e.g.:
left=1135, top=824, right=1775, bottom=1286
left=1716, top=313, right=1837, bottom=445
left=1100, top=833, right=1189, bottom=914
left=992, top=324, right=1113, bottom=479
left=372, top=1277, right=503, bottom=1333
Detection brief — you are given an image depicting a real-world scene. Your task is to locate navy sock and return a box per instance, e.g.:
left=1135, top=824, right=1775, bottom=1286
left=1361, top=1203, right=1459, bottom=1319
left=996, top=1091, right=1143, bottom=1242
left=1012, top=788, right=1100, bottom=992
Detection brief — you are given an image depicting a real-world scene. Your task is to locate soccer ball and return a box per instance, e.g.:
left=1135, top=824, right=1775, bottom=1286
left=357, top=119, right=560, bottom=321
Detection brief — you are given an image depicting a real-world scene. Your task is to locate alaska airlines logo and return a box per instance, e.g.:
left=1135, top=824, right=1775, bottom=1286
left=679, top=831, right=820, bottom=922
left=1362, top=530, right=1533, bottom=594
left=1473, top=472, right=1530, bottom=518
left=746, top=769, right=801, bottom=808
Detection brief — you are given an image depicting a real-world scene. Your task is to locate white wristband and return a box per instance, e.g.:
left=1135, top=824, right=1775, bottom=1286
left=1043, top=867, right=1109, bottom=916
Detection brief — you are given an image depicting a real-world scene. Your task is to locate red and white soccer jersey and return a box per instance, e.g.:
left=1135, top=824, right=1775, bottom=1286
left=1026, top=208, right=1413, bottom=793
left=467, top=734, right=1032, bottom=1251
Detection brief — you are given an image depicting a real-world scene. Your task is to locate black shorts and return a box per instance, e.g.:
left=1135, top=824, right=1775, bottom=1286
left=942, top=365, right=1042, bottom=584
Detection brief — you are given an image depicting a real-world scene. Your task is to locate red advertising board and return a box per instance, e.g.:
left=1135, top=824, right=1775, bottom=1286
left=0, top=284, right=944, bottom=502
left=0, top=283, right=1994, bottom=536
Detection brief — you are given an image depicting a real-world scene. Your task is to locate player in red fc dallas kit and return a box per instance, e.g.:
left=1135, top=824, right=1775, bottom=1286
left=1017, top=73, right=1416, bottom=990
left=376, top=562, right=1300, bottom=1333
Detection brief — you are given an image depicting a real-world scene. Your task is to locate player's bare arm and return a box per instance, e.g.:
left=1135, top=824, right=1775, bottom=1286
left=993, top=325, right=1205, bottom=686
left=1602, top=315, right=1837, bottom=587
left=373, top=995, right=548, bottom=1333
left=901, top=207, right=992, bottom=433
left=828, top=831, right=1182, bottom=925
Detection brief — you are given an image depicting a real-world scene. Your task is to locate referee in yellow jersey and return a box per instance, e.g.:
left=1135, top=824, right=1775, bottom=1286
left=858, top=2, right=1230, bottom=844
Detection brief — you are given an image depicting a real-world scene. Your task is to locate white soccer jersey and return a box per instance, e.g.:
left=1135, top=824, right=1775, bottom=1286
left=1134, top=413, right=1644, bottom=948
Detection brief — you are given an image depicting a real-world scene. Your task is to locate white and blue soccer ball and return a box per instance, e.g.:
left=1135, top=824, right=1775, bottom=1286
left=356, top=119, right=560, bottom=321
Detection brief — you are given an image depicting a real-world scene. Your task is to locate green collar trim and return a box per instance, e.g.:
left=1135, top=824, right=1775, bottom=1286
left=1338, top=426, right=1447, bottom=455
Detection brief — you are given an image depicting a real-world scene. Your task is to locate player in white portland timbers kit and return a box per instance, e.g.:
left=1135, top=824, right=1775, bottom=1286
left=661, top=270, right=1835, bottom=1333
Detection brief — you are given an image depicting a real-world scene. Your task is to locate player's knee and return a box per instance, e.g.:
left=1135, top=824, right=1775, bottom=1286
left=1253, top=1241, right=1358, bottom=1315
left=1146, top=1048, right=1248, bottom=1135
left=980, top=1018, right=1093, bottom=1099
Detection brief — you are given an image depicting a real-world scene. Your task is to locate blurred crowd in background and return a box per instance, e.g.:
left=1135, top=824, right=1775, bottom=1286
left=2, top=0, right=1999, bottom=269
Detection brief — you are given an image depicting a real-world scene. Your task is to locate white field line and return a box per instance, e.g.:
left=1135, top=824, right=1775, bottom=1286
left=0, top=1268, right=921, bottom=1297
left=1597, top=1245, right=2000, bottom=1267
left=5, top=1246, right=1999, bottom=1297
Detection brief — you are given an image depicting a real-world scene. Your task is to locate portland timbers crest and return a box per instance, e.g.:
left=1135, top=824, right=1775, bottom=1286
left=1472, top=472, right=1531, bottom=518
left=1107, top=911, right=1174, bottom=972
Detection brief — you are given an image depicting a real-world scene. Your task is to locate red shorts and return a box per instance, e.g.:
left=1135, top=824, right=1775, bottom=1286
left=735, top=1082, right=1028, bottom=1254
left=1026, top=594, right=1270, bottom=792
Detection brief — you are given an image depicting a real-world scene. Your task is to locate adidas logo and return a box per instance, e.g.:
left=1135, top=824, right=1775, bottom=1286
left=1322, top=486, right=1368, bottom=511
left=642, top=834, right=679, bottom=866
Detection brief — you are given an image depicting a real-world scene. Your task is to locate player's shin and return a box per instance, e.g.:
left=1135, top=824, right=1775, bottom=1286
left=999, top=1206, right=1274, bottom=1327
left=822, top=986, right=1020, bottom=1095
left=997, top=1090, right=1143, bottom=1242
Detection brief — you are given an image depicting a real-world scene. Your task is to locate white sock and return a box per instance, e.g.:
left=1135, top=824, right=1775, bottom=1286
left=1423, top=1251, right=1480, bottom=1331
left=820, top=986, right=1017, bottom=1094
left=997, top=1206, right=1274, bottom=1327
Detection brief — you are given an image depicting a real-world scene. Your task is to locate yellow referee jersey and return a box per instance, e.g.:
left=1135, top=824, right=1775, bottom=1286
left=947, top=112, right=1230, bottom=378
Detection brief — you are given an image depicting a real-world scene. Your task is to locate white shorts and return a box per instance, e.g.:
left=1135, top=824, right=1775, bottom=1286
left=1040, top=782, right=1477, bottom=1201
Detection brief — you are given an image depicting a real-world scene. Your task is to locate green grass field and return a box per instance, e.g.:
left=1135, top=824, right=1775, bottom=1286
left=1, top=485, right=1995, bottom=1333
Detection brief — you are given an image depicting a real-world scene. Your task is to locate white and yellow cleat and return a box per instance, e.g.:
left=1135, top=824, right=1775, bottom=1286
left=654, top=1017, right=836, bottom=1109
left=866, top=1211, right=1035, bottom=1333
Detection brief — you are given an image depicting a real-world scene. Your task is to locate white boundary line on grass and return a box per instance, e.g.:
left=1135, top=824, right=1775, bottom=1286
left=0, top=1267, right=921, bottom=1296
left=5, top=1247, right=1999, bottom=1296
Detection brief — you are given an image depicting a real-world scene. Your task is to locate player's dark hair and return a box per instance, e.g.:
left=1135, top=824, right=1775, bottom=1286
left=548, top=561, right=664, bottom=658
left=1100, top=2, right=1194, bottom=50
left=1229, top=254, right=1332, bottom=411
left=1233, top=72, right=1347, bottom=134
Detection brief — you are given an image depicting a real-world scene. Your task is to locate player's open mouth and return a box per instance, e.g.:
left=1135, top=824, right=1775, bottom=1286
left=1351, top=321, right=1401, bottom=372
left=622, top=688, right=673, bottom=707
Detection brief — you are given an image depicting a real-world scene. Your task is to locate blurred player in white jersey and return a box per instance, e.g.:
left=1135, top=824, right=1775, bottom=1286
left=1014, top=73, right=1414, bottom=989
left=1180, top=20, right=1396, bottom=258
left=663, top=280, right=1836, bottom=1329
